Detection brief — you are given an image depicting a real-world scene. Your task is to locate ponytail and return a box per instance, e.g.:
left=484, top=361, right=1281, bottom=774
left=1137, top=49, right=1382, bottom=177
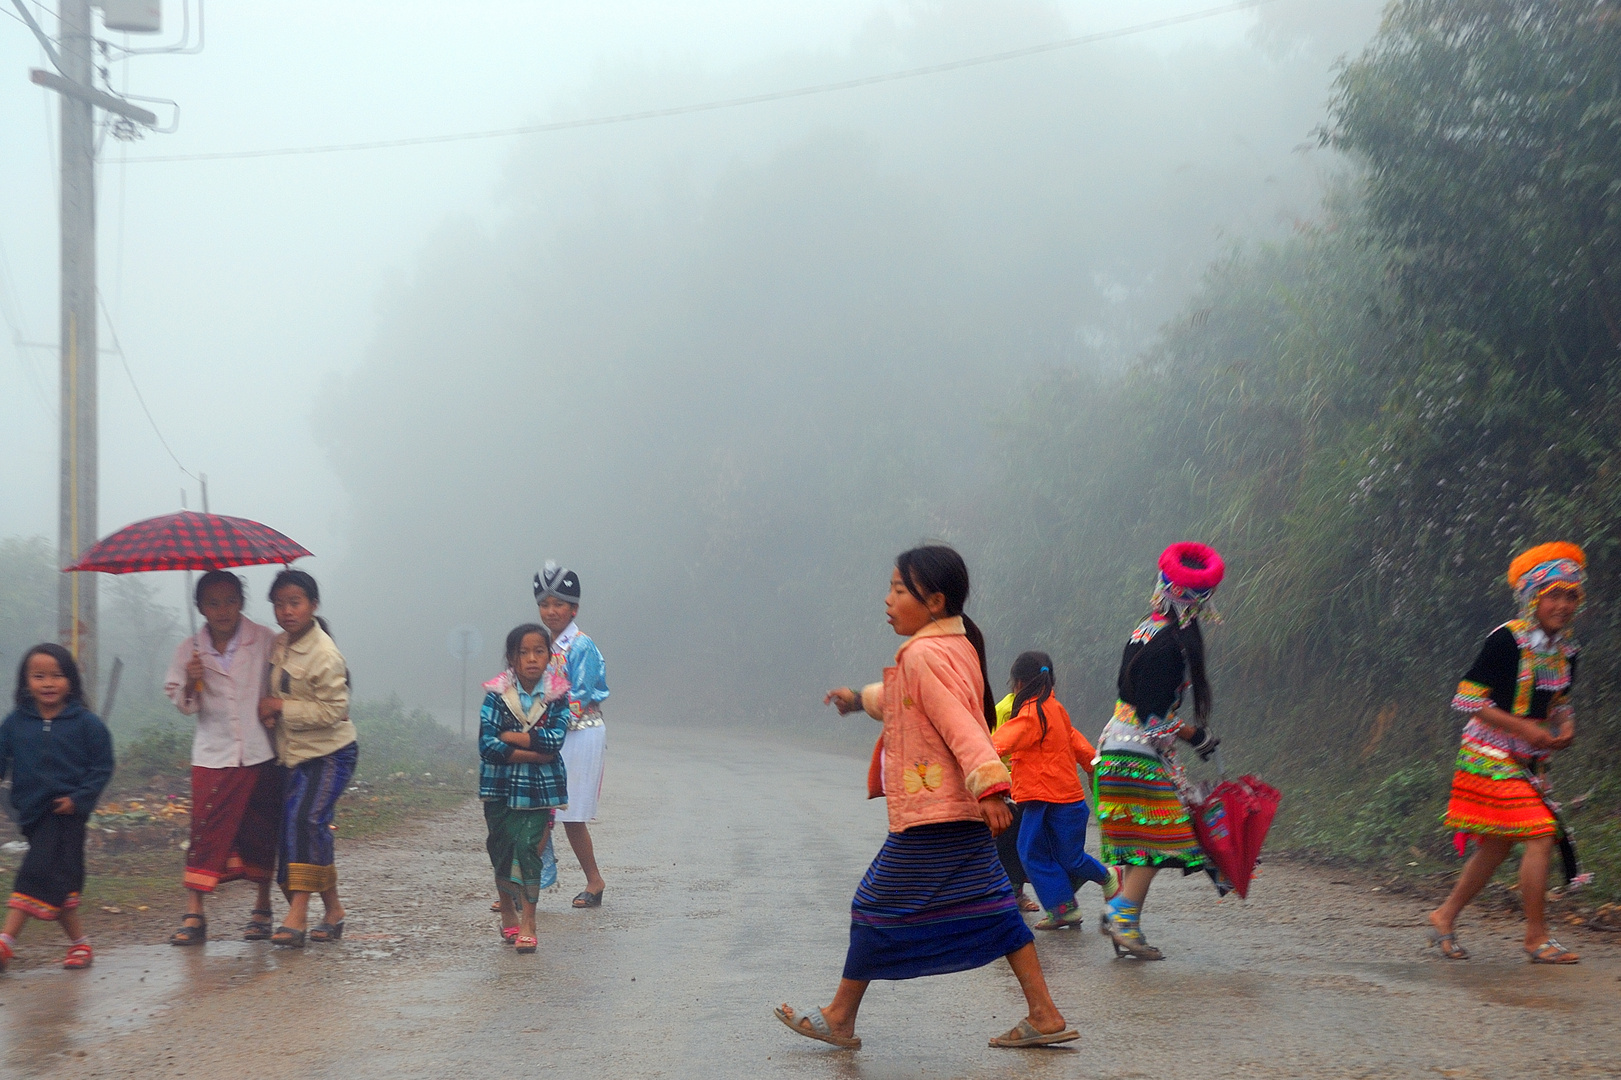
left=961, top=615, right=997, bottom=730
left=1009, top=650, right=1056, bottom=740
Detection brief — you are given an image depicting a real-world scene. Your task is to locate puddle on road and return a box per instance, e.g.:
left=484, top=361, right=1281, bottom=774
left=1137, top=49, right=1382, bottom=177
left=0, top=942, right=288, bottom=1076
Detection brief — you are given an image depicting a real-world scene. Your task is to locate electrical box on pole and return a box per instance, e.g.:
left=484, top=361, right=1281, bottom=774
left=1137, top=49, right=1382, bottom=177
left=98, top=0, right=161, bottom=34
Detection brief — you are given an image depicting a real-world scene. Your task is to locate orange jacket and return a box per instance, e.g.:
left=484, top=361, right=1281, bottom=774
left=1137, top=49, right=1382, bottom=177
left=989, top=696, right=1094, bottom=805
left=857, top=617, right=1013, bottom=832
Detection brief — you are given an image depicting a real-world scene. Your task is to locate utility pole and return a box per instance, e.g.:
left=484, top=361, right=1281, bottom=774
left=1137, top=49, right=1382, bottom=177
left=56, top=0, right=99, bottom=700
left=15, top=0, right=158, bottom=702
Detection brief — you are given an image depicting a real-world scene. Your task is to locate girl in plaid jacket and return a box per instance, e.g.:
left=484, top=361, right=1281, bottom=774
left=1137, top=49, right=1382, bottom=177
left=479, top=623, right=570, bottom=953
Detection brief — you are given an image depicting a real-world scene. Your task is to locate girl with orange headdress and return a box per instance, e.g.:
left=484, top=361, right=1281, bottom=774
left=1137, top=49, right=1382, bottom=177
left=1427, top=542, right=1586, bottom=965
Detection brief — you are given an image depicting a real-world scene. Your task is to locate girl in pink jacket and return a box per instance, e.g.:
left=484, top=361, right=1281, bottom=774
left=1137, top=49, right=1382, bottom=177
left=775, top=546, right=1078, bottom=1051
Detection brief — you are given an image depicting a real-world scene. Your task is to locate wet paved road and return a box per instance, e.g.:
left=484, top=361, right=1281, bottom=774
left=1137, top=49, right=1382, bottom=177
left=3, top=721, right=1619, bottom=1079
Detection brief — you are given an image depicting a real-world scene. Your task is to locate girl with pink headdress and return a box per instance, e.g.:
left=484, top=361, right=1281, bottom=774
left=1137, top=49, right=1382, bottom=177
left=1092, top=542, right=1225, bottom=960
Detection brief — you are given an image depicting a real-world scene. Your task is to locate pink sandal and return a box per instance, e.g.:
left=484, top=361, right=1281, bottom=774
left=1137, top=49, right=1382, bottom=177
left=500, top=926, right=520, bottom=944
left=0, top=937, right=13, bottom=973
left=63, top=942, right=93, bottom=970
left=514, top=934, right=537, bottom=954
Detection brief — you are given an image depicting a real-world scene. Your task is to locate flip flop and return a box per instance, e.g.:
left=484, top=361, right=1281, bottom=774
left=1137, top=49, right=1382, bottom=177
left=572, top=889, right=604, bottom=909
left=774, top=1005, right=861, bottom=1050
left=989, top=1018, right=1079, bottom=1048
left=1526, top=939, right=1580, bottom=964
left=1426, top=926, right=1469, bottom=960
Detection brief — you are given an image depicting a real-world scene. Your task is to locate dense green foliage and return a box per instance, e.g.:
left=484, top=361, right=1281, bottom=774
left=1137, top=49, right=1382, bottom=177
left=981, top=0, right=1621, bottom=877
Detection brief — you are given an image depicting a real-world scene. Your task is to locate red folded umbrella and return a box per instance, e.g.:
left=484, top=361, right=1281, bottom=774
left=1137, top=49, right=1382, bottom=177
left=62, top=510, right=313, bottom=574
left=1191, top=775, right=1281, bottom=900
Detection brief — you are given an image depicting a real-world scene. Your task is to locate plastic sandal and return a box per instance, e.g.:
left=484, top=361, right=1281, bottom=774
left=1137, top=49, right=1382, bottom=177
left=0, top=937, right=13, bottom=972
left=572, top=889, right=604, bottom=909
left=309, top=919, right=345, bottom=943
left=1526, top=939, right=1580, bottom=964
left=501, top=926, right=520, bottom=944
left=514, top=934, right=538, bottom=954
left=989, top=1018, right=1080, bottom=1048
left=63, top=942, right=93, bottom=970
left=169, top=913, right=207, bottom=946
left=270, top=925, right=307, bottom=949
left=490, top=899, right=502, bottom=913
left=1426, top=926, right=1469, bottom=960
left=774, top=1005, right=861, bottom=1050
left=243, top=908, right=274, bottom=942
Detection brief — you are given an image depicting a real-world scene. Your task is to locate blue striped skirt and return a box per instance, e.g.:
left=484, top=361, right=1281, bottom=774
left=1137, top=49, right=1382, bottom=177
left=844, top=820, right=1033, bottom=982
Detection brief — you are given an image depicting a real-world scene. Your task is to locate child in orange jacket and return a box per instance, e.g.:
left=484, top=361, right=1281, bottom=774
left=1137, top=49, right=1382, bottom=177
left=990, top=651, right=1119, bottom=930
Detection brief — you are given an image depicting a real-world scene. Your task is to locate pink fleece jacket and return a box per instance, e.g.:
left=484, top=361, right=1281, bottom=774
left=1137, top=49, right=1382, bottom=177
left=857, top=617, right=1013, bottom=833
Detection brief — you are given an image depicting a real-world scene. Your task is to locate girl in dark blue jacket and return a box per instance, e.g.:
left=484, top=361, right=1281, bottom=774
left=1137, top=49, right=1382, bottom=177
left=0, top=644, right=115, bottom=972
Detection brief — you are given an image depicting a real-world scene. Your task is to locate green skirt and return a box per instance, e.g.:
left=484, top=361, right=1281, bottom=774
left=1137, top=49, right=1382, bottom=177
left=484, top=801, right=556, bottom=904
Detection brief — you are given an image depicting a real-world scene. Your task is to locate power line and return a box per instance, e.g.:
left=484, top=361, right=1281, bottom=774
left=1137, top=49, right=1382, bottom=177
left=123, top=0, right=1279, bottom=165
left=96, top=289, right=199, bottom=482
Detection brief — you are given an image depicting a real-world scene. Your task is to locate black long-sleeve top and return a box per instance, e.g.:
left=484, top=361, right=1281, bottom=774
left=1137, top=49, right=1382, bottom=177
left=1117, top=624, right=1188, bottom=723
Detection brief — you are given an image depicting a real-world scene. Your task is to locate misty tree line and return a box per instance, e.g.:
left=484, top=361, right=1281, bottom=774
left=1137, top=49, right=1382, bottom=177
left=979, top=0, right=1621, bottom=839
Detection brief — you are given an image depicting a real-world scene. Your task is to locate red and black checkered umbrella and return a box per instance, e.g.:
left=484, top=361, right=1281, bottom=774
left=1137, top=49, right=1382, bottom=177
left=63, top=510, right=313, bottom=574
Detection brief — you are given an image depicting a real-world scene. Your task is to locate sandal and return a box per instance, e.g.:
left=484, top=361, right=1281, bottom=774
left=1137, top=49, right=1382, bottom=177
left=0, top=936, right=13, bottom=972
left=309, top=919, right=345, bottom=943
left=514, top=934, right=538, bottom=954
left=501, top=926, right=520, bottom=944
left=989, top=1018, right=1079, bottom=1048
left=243, top=909, right=274, bottom=942
left=490, top=899, right=502, bottom=913
left=1426, top=926, right=1469, bottom=960
left=1525, top=939, right=1580, bottom=964
left=1099, top=906, right=1163, bottom=960
left=1034, top=909, right=1085, bottom=931
left=271, top=925, right=307, bottom=949
left=169, top=913, right=207, bottom=947
left=63, top=942, right=94, bottom=970
left=774, top=1004, right=861, bottom=1050
left=572, top=889, right=604, bottom=909
left=1101, top=865, right=1122, bottom=902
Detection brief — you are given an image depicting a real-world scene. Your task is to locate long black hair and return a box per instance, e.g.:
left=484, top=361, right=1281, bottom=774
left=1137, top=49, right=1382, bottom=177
left=895, top=545, right=996, bottom=729
left=14, top=642, right=85, bottom=709
left=505, top=622, right=552, bottom=666
left=1123, top=614, right=1212, bottom=723
left=1009, top=650, right=1056, bottom=741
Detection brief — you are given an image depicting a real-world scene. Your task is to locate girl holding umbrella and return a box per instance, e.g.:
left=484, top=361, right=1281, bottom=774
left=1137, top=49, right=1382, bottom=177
left=1093, top=542, right=1224, bottom=960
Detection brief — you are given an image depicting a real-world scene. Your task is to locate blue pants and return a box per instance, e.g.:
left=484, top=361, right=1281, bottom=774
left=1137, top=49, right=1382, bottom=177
left=1017, top=800, right=1110, bottom=913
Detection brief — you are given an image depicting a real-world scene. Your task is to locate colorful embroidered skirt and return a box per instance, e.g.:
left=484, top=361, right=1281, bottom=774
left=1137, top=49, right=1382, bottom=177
left=185, top=761, right=281, bottom=892
left=1095, top=750, right=1205, bottom=869
left=278, top=741, right=358, bottom=894
left=1443, top=740, right=1555, bottom=839
left=8, top=812, right=87, bottom=920
left=484, top=801, right=557, bottom=905
left=844, top=820, right=1033, bottom=982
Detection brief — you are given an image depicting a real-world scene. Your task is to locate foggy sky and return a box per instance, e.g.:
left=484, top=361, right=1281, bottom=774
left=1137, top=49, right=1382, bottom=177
left=0, top=0, right=1384, bottom=721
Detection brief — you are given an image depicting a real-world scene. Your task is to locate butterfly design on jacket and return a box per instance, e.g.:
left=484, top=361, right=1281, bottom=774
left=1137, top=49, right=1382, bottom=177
left=903, top=761, right=944, bottom=794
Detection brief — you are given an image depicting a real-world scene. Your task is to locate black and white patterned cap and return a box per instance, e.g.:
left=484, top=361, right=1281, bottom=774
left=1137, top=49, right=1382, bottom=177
left=533, top=560, right=581, bottom=604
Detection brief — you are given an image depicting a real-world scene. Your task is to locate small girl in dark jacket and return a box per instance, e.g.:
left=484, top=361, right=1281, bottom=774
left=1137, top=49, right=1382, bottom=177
left=0, top=644, right=115, bottom=972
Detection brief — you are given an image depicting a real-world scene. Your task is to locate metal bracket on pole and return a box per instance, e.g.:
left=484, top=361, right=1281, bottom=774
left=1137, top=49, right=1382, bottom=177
left=31, top=68, right=158, bottom=125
